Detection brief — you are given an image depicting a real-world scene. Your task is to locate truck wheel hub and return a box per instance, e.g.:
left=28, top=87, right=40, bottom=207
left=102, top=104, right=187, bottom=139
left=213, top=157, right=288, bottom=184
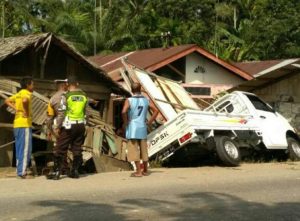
left=291, top=141, right=300, bottom=157
left=224, top=141, right=239, bottom=159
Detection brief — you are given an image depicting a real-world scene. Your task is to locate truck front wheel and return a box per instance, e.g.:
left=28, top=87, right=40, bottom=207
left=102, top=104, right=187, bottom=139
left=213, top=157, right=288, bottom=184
left=215, top=136, right=241, bottom=166
left=287, top=137, right=300, bottom=161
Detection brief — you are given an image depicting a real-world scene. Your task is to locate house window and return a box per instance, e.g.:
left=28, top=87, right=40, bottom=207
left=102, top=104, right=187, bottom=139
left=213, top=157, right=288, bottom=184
left=184, top=87, right=211, bottom=96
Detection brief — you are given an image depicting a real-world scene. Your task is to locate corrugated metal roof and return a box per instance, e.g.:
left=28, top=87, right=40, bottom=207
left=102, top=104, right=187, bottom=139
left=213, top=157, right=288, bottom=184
left=230, top=58, right=300, bottom=92
left=89, top=44, right=196, bottom=73
left=232, top=60, right=285, bottom=76
left=0, top=79, right=49, bottom=125
left=89, top=44, right=253, bottom=80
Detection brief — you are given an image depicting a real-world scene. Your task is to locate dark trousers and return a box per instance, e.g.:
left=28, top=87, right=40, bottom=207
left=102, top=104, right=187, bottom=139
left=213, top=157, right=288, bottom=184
left=55, top=124, right=86, bottom=158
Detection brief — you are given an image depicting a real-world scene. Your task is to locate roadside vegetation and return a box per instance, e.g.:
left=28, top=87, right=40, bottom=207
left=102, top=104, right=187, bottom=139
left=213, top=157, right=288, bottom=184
left=1, top=0, right=299, bottom=61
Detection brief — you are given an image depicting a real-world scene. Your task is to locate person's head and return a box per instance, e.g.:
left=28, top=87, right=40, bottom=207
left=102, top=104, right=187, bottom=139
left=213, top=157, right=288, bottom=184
left=131, top=82, right=141, bottom=94
left=67, top=75, right=79, bottom=90
left=68, top=75, right=79, bottom=90
left=54, top=79, right=68, bottom=91
left=20, top=77, right=34, bottom=92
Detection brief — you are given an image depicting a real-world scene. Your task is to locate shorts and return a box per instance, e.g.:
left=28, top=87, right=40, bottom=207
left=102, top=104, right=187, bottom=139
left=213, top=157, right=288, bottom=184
left=127, top=139, right=148, bottom=162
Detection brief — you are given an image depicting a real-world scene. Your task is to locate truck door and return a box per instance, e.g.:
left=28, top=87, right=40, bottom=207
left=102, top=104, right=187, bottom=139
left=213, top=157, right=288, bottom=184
left=245, top=94, right=287, bottom=148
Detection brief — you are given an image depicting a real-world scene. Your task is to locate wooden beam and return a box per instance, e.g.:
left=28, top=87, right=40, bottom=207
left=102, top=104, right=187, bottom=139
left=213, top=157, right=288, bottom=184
left=157, top=79, right=184, bottom=110
left=195, top=48, right=253, bottom=80
left=0, top=123, right=13, bottom=128
left=154, top=98, right=198, bottom=110
left=0, top=141, right=15, bottom=149
left=40, top=35, right=52, bottom=79
left=167, top=64, right=185, bottom=77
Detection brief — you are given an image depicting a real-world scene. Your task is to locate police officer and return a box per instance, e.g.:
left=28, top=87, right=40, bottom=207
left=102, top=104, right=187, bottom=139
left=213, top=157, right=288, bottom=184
left=46, top=79, right=68, bottom=179
left=46, top=79, right=68, bottom=139
left=50, top=76, right=88, bottom=180
left=122, top=82, right=158, bottom=177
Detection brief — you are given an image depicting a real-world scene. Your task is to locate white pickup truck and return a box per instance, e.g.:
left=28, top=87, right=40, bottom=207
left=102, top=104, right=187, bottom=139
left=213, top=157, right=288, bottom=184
left=122, top=61, right=300, bottom=166
left=147, top=91, right=300, bottom=166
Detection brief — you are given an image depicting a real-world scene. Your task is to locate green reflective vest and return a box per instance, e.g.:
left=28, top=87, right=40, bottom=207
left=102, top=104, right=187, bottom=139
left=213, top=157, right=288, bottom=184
left=65, top=90, right=87, bottom=121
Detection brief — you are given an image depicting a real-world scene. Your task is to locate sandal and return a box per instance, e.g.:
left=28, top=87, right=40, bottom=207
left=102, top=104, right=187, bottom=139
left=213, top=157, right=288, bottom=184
left=142, top=172, right=150, bottom=176
left=130, top=173, right=142, bottom=177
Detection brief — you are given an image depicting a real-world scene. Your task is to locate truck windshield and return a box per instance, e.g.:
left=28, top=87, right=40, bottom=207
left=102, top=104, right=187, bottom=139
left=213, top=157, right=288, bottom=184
left=246, top=94, right=274, bottom=112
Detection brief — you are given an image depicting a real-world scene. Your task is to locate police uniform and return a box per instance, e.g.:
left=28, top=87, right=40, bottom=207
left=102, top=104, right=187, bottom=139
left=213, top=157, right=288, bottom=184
left=46, top=90, right=66, bottom=139
left=126, top=94, right=149, bottom=162
left=46, top=81, right=68, bottom=179
left=56, top=89, right=87, bottom=178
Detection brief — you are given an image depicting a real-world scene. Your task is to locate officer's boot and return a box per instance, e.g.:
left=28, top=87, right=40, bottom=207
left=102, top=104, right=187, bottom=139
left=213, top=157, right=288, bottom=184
left=47, top=156, right=62, bottom=180
left=69, top=156, right=82, bottom=179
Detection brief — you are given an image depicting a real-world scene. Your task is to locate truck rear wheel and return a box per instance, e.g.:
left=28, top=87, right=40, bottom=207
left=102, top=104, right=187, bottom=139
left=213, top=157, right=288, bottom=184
left=287, top=137, right=300, bottom=161
left=215, top=136, right=241, bottom=166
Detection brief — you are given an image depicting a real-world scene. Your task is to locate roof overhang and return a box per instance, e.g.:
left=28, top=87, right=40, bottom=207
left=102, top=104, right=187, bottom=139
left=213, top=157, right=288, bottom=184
left=146, top=46, right=253, bottom=81
left=230, top=58, right=300, bottom=92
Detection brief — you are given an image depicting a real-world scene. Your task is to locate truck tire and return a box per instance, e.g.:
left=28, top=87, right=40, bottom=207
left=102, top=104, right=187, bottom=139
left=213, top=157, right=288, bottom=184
left=215, top=136, right=241, bottom=166
left=287, top=137, right=300, bottom=161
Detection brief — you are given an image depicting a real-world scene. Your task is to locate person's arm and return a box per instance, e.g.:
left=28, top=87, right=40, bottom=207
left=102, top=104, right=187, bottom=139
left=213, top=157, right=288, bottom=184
left=55, top=94, right=67, bottom=131
left=22, top=97, right=29, bottom=118
left=84, top=97, right=88, bottom=123
left=88, top=98, right=99, bottom=106
left=5, top=96, right=16, bottom=112
left=147, top=100, right=159, bottom=125
left=121, top=99, right=130, bottom=131
left=45, top=101, right=55, bottom=139
left=46, top=101, right=55, bottom=126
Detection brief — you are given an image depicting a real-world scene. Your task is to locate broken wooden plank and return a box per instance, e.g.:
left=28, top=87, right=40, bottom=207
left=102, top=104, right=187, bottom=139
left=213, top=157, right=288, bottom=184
left=92, top=154, right=131, bottom=173
left=0, top=123, right=14, bottom=128
left=104, top=133, right=117, bottom=155
left=0, top=141, right=15, bottom=149
left=83, top=127, right=93, bottom=148
left=93, top=128, right=104, bottom=157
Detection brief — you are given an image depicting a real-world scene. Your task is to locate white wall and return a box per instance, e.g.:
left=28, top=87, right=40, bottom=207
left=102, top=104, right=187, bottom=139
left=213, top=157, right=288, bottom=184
left=185, top=53, right=244, bottom=86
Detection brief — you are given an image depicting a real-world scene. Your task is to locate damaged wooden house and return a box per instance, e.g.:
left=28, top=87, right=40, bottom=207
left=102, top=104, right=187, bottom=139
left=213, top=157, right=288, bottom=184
left=0, top=33, right=132, bottom=174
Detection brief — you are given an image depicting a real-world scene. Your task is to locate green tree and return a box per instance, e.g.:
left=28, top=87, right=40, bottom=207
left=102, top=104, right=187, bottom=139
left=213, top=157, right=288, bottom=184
left=1, top=0, right=299, bottom=60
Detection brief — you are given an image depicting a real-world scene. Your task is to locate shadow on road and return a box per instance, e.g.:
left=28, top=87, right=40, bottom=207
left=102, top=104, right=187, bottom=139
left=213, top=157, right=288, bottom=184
left=28, top=200, right=126, bottom=221
left=119, top=192, right=300, bottom=221
left=29, top=192, right=300, bottom=221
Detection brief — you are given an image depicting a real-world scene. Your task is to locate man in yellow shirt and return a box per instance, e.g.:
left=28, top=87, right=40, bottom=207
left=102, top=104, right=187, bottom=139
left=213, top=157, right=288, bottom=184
left=5, top=77, right=34, bottom=178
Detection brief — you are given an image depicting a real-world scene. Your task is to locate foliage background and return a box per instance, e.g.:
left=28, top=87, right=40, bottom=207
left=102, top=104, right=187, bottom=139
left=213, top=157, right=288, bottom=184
left=0, top=0, right=299, bottom=61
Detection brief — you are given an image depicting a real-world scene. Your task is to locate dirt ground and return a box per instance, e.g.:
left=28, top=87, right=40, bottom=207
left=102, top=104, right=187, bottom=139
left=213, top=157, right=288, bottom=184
left=0, top=167, right=16, bottom=178
left=0, top=162, right=300, bottom=221
left=1, top=160, right=299, bottom=178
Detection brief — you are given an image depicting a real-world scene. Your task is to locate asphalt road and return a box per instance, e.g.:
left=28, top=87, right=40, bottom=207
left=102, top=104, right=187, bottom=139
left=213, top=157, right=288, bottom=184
left=0, top=162, right=300, bottom=221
